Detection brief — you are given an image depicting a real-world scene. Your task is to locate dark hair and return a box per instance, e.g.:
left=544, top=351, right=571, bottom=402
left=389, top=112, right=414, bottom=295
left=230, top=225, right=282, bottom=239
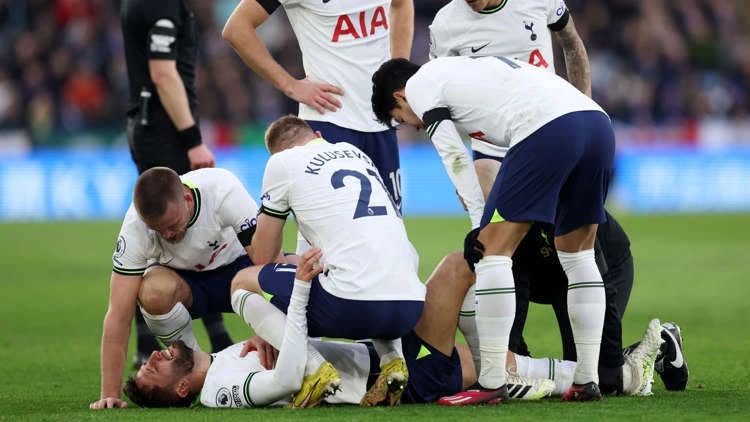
left=265, top=114, right=315, bottom=153
left=132, top=167, right=184, bottom=222
left=371, top=58, right=421, bottom=127
left=122, top=375, right=197, bottom=408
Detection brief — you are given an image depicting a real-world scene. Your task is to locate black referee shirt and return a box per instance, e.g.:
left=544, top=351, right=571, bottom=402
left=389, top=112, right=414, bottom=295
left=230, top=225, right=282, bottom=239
left=121, top=0, right=198, bottom=115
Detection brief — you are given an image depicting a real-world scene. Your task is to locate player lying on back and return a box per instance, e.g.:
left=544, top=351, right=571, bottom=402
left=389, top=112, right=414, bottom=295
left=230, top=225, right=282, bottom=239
left=123, top=248, right=343, bottom=408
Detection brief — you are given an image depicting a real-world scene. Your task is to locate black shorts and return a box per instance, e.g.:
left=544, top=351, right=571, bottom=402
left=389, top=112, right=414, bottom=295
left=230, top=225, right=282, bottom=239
left=400, top=330, right=463, bottom=404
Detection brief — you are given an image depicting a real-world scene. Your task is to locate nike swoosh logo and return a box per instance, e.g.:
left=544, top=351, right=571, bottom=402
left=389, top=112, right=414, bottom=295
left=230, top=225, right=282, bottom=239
left=471, top=43, right=490, bottom=53
left=663, top=329, right=684, bottom=368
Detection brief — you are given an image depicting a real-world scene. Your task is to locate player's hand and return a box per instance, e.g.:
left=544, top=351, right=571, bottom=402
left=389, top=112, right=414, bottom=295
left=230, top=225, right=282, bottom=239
left=188, top=144, right=215, bottom=169
left=89, top=397, right=128, bottom=410
left=240, top=335, right=279, bottom=369
left=463, top=228, right=485, bottom=272
left=287, top=78, right=343, bottom=114
left=296, top=247, right=323, bottom=282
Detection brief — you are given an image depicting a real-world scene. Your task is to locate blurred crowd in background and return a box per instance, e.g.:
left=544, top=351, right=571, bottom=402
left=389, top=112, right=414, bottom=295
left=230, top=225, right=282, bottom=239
left=0, top=0, right=749, bottom=150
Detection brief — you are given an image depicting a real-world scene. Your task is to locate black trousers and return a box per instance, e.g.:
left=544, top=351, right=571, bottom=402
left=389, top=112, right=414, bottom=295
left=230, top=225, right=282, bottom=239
left=126, top=116, right=192, bottom=175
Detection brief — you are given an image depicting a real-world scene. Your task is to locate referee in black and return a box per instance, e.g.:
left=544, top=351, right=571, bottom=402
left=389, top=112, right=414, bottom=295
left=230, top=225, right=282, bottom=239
left=121, top=0, right=231, bottom=367
left=508, top=211, right=634, bottom=395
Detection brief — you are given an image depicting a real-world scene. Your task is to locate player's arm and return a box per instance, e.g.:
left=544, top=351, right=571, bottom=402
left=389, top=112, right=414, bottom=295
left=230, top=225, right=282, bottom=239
left=551, top=13, right=591, bottom=96
left=222, top=250, right=319, bottom=407
left=249, top=213, right=286, bottom=265
left=147, top=23, right=214, bottom=169
left=222, top=0, right=343, bottom=113
left=389, top=0, right=414, bottom=59
left=424, top=110, right=485, bottom=228
left=90, top=272, right=142, bottom=409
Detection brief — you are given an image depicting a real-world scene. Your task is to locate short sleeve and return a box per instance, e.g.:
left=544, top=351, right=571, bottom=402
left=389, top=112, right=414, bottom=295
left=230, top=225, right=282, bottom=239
left=260, top=154, right=291, bottom=220
left=404, top=69, right=446, bottom=122
left=112, top=206, right=151, bottom=275
left=145, top=1, right=182, bottom=60
left=214, top=170, right=261, bottom=235
left=547, top=0, right=569, bottom=30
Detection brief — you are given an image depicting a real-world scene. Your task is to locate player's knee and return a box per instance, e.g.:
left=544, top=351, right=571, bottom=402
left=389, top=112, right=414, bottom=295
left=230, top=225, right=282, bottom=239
left=139, top=267, right=180, bottom=314
left=230, top=265, right=263, bottom=295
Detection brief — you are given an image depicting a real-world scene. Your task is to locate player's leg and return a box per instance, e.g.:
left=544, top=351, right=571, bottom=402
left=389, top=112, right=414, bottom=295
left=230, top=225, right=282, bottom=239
left=413, top=252, right=473, bottom=357
left=553, top=110, right=616, bottom=401
left=473, top=219, right=531, bottom=391
left=230, top=263, right=334, bottom=402
left=459, top=148, right=502, bottom=374
left=137, top=265, right=200, bottom=351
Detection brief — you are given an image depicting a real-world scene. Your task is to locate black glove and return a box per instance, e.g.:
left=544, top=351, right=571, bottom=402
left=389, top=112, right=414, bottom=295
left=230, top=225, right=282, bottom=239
left=463, top=227, right=485, bottom=272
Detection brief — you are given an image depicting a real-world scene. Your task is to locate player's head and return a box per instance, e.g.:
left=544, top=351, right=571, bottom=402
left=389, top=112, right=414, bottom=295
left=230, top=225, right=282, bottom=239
left=464, top=0, right=502, bottom=13
left=123, top=341, right=200, bottom=407
left=265, top=114, right=317, bottom=154
left=371, top=58, right=423, bottom=130
left=133, top=167, right=193, bottom=243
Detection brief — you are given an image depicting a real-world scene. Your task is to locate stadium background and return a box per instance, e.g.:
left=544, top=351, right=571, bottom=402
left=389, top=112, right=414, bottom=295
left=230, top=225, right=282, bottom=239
left=1, top=0, right=750, bottom=219
left=0, top=1, right=749, bottom=419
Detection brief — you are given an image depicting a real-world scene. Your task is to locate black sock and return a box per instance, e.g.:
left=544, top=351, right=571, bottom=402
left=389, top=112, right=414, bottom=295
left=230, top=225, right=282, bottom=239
left=202, top=313, right=233, bottom=352
left=135, top=308, right=161, bottom=353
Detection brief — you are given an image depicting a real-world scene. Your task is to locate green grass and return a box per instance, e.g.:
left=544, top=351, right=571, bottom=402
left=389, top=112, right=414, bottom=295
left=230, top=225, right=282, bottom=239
left=0, top=214, right=749, bottom=420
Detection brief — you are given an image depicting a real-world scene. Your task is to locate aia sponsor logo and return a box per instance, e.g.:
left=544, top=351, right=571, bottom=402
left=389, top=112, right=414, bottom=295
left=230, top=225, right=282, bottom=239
left=331, top=6, right=388, bottom=42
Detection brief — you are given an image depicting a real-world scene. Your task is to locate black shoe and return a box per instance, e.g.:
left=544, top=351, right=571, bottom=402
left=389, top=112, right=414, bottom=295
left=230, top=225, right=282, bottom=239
left=562, top=382, right=602, bottom=401
left=655, top=322, right=689, bottom=390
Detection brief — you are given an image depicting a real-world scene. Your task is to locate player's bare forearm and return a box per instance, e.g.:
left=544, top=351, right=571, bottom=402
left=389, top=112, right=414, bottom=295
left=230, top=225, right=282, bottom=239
left=556, top=20, right=591, bottom=97
left=389, top=0, right=414, bottom=59
left=149, top=60, right=195, bottom=130
left=222, top=0, right=296, bottom=96
left=100, top=311, right=131, bottom=399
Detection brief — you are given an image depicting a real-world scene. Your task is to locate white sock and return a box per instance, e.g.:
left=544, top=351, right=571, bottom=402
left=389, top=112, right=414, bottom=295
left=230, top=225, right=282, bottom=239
left=372, top=338, right=403, bottom=367
left=514, top=355, right=576, bottom=396
left=458, top=284, right=481, bottom=374
left=231, top=288, right=324, bottom=375
left=475, top=255, right=515, bottom=389
left=140, top=302, right=200, bottom=351
left=558, top=249, right=606, bottom=385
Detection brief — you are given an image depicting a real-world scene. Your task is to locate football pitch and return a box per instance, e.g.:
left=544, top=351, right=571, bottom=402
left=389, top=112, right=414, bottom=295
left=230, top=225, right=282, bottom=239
left=1, top=214, right=749, bottom=420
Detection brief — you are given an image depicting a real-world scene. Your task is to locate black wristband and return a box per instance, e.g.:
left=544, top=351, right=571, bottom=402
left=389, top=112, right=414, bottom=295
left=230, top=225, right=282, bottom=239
left=178, top=125, right=202, bottom=149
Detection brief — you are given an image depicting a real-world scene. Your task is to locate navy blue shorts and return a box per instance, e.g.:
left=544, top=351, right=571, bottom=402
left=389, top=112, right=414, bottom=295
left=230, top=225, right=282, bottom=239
left=258, top=263, right=423, bottom=340
left=174, top=255, right=253, bottom=319
left=481, top=111, right=615, bottom=236
left=307, top=120, right=402, bottom=213
left=401, top=330, right=463, bottom=404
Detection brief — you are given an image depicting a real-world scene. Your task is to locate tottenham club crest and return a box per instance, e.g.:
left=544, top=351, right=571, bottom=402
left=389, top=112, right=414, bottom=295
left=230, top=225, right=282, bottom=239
left=216, top=387, right=232, bottom=407
left=113, top=235, right=126, bottom=265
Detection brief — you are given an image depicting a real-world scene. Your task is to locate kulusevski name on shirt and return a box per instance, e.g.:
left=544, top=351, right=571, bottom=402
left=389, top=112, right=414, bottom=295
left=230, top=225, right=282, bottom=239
left=304, top=148, right=375, bottom=175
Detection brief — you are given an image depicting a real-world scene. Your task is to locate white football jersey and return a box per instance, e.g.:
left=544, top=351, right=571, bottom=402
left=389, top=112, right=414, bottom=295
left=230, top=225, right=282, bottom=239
left=429, top=0, right=568, bottom=70
left=278, top=0, right=392, bottom=132
left=260, top=139, right=425, bottom=302
left=199, top=340, right=371, bottom=408
left=409, top=56, right=603, bottom=151
left=407, top=56, right=605, bottom=227
left=112, top=168, right=258, bottom=275
left=200, top=343, right=273, bottom=408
